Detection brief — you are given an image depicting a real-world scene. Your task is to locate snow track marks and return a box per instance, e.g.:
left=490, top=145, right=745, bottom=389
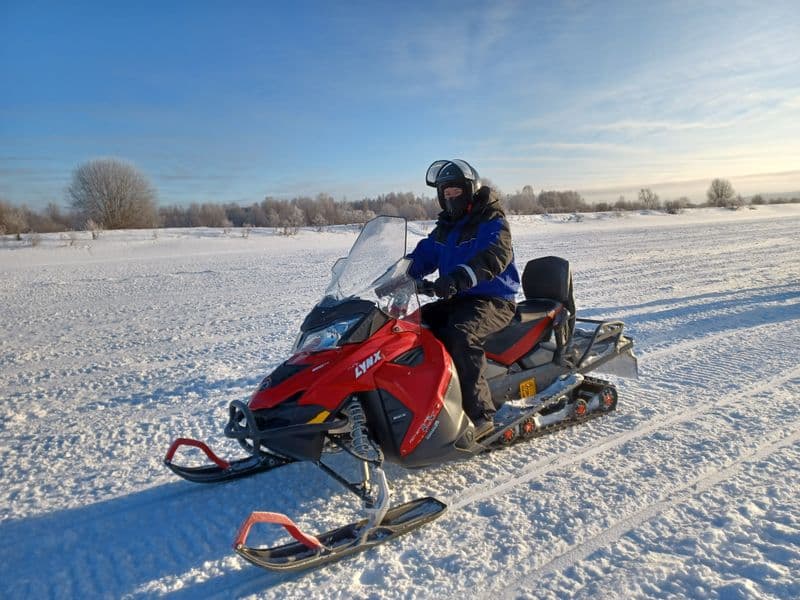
left=494, top=419, right=800, bottom=597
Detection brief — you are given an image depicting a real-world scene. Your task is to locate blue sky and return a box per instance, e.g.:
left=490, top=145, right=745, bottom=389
left=2, top=0, right=799, bottom=209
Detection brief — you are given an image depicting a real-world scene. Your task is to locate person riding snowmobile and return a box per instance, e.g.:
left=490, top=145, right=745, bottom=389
left=408, top=159, right=521, bottom=439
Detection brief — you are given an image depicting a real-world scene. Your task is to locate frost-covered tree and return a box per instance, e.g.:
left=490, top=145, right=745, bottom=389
left=67, top=158, right=158, bottom=229
left=638, top=188, right=660, bottom=210
left=0, top=200, right=28, bottom=238
left=664, top=197, right=689, bottom=214
left=706, top=178, right=736, bottom=207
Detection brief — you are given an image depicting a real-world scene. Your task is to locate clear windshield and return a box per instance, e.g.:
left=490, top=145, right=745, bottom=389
left=322, top=216, right=420, bottom=322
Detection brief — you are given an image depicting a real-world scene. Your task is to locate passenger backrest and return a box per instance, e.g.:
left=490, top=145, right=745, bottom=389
left=522, top=256, right=570, bottom=301
left=522, top=256, right=575, bottom=339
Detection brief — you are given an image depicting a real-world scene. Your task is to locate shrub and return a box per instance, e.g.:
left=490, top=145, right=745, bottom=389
left=664, top=197, right=688, bottom=214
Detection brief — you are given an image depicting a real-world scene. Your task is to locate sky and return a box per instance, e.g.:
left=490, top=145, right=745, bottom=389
left=1, top=0, right=799, bottom=209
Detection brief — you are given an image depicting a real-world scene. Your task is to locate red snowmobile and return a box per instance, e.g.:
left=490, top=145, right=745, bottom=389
left=165, top=216, right=637, bottom=572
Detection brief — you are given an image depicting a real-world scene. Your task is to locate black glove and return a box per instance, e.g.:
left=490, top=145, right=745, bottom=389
left=415, top=279, right=436, bottom=297
left=433, top=267, right=473, bottom=300
left=375, top=279, right=401, bottom=298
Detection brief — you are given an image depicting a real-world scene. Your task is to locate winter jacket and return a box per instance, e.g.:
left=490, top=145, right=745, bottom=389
left=408, top=187, right=521, bottom=301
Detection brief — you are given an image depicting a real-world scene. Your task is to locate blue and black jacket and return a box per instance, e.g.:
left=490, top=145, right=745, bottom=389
left=408, top=187, right=521, bottom=301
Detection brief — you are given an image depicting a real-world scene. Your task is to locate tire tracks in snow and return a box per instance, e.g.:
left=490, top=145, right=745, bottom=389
left=447, top=304, right=800, bottom=512
left=493, top=417, right=800, bottom=599
left=447, top=362, right=800, bottom=512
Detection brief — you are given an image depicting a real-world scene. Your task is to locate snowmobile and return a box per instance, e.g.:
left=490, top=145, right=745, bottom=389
left=164, top=215, right=638, bottom=572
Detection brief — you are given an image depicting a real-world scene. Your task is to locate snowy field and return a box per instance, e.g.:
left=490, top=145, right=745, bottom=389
left=1, top=206, right=799, bottom=599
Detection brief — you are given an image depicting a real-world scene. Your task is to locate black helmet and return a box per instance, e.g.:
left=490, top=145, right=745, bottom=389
left=425, top=159, right=482, bottom=219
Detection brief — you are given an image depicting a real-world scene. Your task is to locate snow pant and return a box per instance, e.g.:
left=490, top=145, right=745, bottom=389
left=421, top=295, right=516, bottom=422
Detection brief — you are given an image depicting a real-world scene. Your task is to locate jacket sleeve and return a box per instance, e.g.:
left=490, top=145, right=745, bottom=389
left=461, top=218, right=514, bottom=285
left=407, top=233, right=440, bottom=279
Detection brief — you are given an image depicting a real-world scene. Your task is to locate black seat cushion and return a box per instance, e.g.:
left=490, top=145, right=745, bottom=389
left=516, top=298, right=562, bottom=323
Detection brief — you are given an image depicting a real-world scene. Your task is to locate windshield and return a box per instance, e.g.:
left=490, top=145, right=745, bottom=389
left=321, top=216, right=420, bottom=322
left=324, top=216, right=406, bottom=301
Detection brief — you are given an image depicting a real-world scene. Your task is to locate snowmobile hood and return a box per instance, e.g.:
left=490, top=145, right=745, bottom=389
left=248, top=317, right=421, bottom=413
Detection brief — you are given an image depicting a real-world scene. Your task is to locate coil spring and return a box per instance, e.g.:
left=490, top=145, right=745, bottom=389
left=346, top=398, right=381, bottom=463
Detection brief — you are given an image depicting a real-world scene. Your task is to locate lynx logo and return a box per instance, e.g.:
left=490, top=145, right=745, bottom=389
left=354, top=351, right=382, bottom=378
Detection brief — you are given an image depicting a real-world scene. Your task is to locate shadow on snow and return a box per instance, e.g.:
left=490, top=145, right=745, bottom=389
left=0, top=447, right=419, bottom=598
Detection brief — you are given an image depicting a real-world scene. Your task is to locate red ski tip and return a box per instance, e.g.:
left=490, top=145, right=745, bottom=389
left=234, top=511, right=324, bottom=551
left=164, top=437, right=231, bottom=470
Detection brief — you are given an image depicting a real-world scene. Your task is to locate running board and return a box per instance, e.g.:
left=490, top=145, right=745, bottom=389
left=480, top=375, right=618, bottom=450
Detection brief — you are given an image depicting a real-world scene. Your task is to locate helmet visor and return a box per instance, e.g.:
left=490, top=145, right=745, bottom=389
left=425, top=160, right=449, bottom=187
left=425, top=159, right=477, bottom=187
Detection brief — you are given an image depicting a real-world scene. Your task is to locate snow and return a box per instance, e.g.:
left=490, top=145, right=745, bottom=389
left=1, top=206, right=799, bottom=599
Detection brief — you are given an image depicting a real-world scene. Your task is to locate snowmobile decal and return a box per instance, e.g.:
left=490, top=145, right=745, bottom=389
left=412, top=411, right=439, bottom=445
left=307, top=410, right=330, bottom=424
left=355, top=350, right=382, bottom=378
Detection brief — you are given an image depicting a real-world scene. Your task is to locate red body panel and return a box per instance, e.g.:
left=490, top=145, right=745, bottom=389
left=249, top=319, right=453, bottom=456
left=249, top=305, right=561, bottom=459
left=372, top=328, right=454, bottom=456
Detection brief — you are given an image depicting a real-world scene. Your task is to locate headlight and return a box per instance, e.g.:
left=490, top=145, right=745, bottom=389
left=294, top=316, right=362, bottom=352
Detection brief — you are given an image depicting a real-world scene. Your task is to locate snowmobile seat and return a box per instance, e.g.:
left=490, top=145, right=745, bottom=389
left=483, top=300, right=562, bottom=366
left=483, top=256, right=575, bottom=366
left=522, top=255, right=575, bottom=342
left=516, top=298, right=562, bottom=323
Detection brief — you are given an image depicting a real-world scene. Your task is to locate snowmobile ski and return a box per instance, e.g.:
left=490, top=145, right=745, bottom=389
left=233, top=497, right=447, bottom=572
left=164, top=437, right=294, bottom=483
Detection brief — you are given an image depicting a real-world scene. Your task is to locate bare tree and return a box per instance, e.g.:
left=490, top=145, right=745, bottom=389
left=638, top=188, right=660, bottom=210
left=664, top=197, right=689, bottom=214
left=311, top=213, right=328, bottom=231
left=706, top=178, right=736, bottom=207
left=67, top=159, right=158, bottom=229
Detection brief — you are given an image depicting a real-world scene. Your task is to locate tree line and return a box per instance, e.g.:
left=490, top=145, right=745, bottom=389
left=1, top=159, right=798, bottom=237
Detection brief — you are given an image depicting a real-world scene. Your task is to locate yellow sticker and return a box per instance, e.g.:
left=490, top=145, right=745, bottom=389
left=519, top=378, right=537, bottom=398
left=307, top=410, right=330, bottom=424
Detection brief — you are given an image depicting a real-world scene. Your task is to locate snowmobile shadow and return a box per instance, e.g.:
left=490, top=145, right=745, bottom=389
left=0, top=448, right=425, bottom=597
left=582, top=282, right=799, bottom=320
left=581, top=283, right=800, bottom=346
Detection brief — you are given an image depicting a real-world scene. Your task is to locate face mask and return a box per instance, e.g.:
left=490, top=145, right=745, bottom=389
left=444, top=188, right=468, bottom=219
